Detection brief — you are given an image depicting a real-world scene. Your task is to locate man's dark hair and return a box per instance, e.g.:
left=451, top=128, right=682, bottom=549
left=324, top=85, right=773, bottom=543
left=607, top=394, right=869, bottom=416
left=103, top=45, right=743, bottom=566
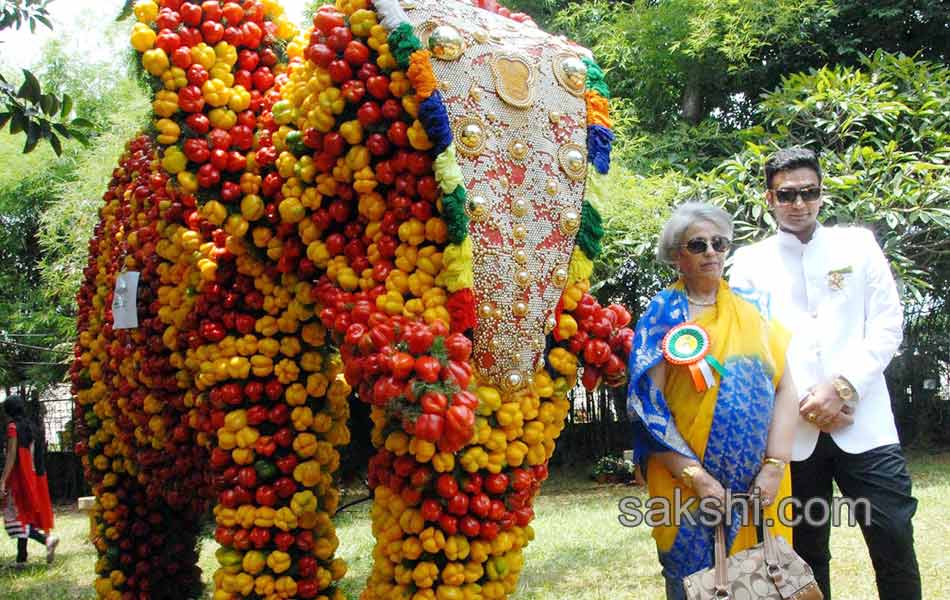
left=764, top=147, right=822, bottom=189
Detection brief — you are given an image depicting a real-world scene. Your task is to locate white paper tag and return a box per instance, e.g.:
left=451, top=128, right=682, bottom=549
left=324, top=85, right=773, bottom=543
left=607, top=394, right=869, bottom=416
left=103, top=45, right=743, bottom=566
left=112, top=271, right=140, bottom=329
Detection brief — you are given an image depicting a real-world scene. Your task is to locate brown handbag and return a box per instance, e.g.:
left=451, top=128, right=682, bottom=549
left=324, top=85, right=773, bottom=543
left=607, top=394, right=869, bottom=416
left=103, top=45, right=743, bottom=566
left=682, top=516, right=823, bottom=600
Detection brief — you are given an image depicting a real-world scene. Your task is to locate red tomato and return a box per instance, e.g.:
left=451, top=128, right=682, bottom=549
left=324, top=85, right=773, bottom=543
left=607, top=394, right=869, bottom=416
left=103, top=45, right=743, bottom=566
left=180, top=2, right=202, bottom=26
left=201, top=20, right=224, bottom=43
left=414, top=356, right=442, bottom=383
left=221, top=1, right=243, bottom=24
left=343, top=40, right=370, bottom=66
left=313, top=6, right=345, bottom=35
left=201, top=0, right=221, bottom=21
left=435, top=474, right=458, bottom=499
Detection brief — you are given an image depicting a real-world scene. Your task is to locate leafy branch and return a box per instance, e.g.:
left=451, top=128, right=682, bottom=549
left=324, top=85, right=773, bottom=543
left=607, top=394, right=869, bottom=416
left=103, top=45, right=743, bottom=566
left=0, top=0, right=93, bottom=154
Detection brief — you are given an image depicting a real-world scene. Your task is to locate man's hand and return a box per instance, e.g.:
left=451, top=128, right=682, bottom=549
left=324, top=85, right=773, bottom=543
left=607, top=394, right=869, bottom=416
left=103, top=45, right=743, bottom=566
left=799, top=381, right=845, bottom=427
left=819, top=402, right=855, bottom=433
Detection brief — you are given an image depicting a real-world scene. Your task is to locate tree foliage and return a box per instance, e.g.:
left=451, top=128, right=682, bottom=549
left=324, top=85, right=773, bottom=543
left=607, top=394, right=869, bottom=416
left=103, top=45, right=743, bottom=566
left=695, top=51, right=950, bottom=303
left=0, top=0, right=92, bottom=154
left=531, top=0, right=949, bottom=131
left=0, top=18, right=149, bottom=391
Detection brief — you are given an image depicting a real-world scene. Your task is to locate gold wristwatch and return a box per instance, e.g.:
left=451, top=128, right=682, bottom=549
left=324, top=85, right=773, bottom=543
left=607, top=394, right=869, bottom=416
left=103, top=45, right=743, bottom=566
left=681, top=465, right=702, bottom=489
left=832, top=375, right=856, bottom=402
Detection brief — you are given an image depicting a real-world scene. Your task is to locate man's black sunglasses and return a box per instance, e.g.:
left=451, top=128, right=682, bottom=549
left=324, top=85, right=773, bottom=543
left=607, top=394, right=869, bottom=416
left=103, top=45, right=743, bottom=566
left=680, top=236, right=731, bottom=255
left=771, top=186, right=822, bottom=204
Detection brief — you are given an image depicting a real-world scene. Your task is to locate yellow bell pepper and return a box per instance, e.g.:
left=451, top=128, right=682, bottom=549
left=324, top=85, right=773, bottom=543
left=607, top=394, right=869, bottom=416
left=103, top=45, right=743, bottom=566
left=408, top=120, right=433, bottom=150
left=547, top=347, right=578, bottom=377
left=161, top=66, right=187, bottom=90
left=160, top=146, right=186, bottom=174
left=274, top=507, right=298, bottom=531
left=292, top=432, right=318, bottom=458
left=412, top=561, right=439, bottom=588
left=267, top=550, right=292, bottom=574
left=133, top=0, right=158, bottom=24
left=274, top=576, right=297, bottom=598
left=444, top=536, right=470, bottom=562
left=214, top=41, right=238, bottom=66
left=130, top=23, right=156, bottom=52
left=155, top=118, right=180, bottom=145
left=152, top=90, right=179, bottom=118
left=293, top=460, right=322, bottom=487
left=142, top=48, right=169, bottom=76
left=190, top=43, right=216, bottom=70
left=228, top=84, right=251, bottom=111
left=556, top=314, right=578, bottom=340
left=202, top=79, right=231, bottom=107
left=242, top=550, right=266, bottom=575
left=209, top=107, right=237, bottom=129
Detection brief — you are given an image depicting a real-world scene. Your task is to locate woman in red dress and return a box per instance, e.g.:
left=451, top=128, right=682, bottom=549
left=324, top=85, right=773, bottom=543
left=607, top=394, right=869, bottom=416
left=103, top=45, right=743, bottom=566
left=1, top=394, right=57, bottom=567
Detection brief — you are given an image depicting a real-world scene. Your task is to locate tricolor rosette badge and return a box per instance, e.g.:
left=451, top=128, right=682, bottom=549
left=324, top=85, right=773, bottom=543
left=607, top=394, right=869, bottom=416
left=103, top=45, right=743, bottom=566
left=661, top=323, right=728, bottom=392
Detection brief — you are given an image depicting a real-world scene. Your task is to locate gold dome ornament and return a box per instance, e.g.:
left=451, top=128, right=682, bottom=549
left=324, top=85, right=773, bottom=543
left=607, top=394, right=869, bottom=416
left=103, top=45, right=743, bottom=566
left=512, top=249, right=528, bottom=265
left=558, top=143, right=587, bottom=181
left=553, top=53, right=588, bottom=96
left=514, top=269, right=532, bottom=288
left=512, top=301, right=529, bottom=317
left=552, top=265, right=569, bottom=287
left=511, top=198, right=529, bottom=217
left=502, top=369, right=527, bottom=391
left=428, top=24, right=466, bottom=61
left=512, top=224, right=528, bottom=242
left=560, top=208, right=581, bottom=235
left=453, top=116, right=488, bottom=157
left=508, top=139, right=529, bottom=161
left=466, top=194, right=488, bottom=221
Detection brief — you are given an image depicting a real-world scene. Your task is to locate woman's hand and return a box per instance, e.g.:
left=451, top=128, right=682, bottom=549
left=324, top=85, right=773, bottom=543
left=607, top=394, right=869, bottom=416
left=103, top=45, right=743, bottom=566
left=692, top=469, right=726, bottom=508
left=752, top=463, right=784, bottom=507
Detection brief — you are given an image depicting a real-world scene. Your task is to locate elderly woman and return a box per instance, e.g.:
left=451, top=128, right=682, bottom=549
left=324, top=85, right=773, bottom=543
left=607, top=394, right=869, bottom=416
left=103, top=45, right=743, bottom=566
left=626, top=202, right=798, bottom=599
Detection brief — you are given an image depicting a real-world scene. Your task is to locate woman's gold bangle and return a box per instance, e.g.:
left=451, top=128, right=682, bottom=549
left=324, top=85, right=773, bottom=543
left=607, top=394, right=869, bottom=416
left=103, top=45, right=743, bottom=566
left=681, top=465, right=703, bottom=488
left=762, top=457, right=787, bottom=470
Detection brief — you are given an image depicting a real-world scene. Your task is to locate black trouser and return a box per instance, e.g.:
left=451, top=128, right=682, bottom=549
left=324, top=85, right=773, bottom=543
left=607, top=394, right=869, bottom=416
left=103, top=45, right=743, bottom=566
left=16, top=527, right=46, bottom=563
left=791, top=433, right=921, bottom=600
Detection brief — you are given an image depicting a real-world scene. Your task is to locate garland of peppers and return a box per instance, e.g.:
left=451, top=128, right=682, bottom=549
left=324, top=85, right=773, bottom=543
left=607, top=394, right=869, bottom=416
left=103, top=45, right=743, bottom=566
left=72, top=1, right=635, bottom=599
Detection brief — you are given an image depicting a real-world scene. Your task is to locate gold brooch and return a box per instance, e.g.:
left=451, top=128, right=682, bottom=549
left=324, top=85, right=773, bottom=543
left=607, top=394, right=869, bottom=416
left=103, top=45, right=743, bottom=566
left=490, top=52, right=537, bottom=109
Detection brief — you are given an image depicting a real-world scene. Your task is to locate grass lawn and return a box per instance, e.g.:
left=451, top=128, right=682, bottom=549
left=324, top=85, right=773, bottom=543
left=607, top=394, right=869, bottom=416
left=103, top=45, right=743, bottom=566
left=2, top=450, right=948, bottom=599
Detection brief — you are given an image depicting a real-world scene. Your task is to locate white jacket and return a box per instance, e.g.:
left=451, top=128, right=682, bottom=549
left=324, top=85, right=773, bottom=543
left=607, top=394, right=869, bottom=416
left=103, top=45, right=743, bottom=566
left=729, top=224, right=903, bottom=460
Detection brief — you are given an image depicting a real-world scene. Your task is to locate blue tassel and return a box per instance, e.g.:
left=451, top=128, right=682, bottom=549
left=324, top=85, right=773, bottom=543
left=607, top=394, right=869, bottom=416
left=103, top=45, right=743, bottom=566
left=587, top=124, right=614, bottom=174
left=418, top=91, right=453, bottom=155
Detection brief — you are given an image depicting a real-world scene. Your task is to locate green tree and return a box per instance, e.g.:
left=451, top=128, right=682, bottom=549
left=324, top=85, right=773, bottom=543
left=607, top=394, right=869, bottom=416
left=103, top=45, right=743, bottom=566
left=697, top=51, right=950, bottom=302
left=0, top=0, right=92, bottom=154
left=517, top=0, right=949, bottom=137
left=0, top=17, right=149, bottom=392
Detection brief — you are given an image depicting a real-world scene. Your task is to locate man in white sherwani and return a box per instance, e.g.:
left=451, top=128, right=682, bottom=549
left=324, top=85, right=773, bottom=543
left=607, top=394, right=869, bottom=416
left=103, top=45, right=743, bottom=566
left=729, top=147, right=920, bottom=600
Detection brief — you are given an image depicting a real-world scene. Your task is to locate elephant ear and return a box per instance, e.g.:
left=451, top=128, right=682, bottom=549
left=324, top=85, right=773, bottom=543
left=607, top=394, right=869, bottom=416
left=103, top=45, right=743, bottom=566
left=398, top=0, right=613, bottom=391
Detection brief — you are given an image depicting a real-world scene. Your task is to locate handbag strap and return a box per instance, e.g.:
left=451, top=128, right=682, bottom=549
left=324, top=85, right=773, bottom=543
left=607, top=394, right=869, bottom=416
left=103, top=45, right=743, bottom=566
left=712, top=524, right=730, bottom=598
left=710, top=493, right=799, bottom=600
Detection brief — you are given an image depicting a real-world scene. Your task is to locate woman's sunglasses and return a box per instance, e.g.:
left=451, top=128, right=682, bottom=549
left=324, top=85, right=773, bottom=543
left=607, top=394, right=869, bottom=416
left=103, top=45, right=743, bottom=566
left=680, top=236, right=731, bottom=255
left=772, top=186, right=821, bottom=204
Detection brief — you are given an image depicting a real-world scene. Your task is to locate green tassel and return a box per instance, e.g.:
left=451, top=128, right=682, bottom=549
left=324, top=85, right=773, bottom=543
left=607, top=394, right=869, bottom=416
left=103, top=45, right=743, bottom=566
left=582, top=56, right=611, bottom=99
left=388, top=23, right=421, bottom=70
left=576, top=201, right=604, bottom=259
left=441, top=186, right=469, bottom=244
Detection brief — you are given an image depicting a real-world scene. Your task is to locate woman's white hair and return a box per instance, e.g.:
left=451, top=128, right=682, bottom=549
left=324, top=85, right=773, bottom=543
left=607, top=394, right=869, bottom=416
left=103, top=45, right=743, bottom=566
left=656, top=202, right=734, bottom=265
